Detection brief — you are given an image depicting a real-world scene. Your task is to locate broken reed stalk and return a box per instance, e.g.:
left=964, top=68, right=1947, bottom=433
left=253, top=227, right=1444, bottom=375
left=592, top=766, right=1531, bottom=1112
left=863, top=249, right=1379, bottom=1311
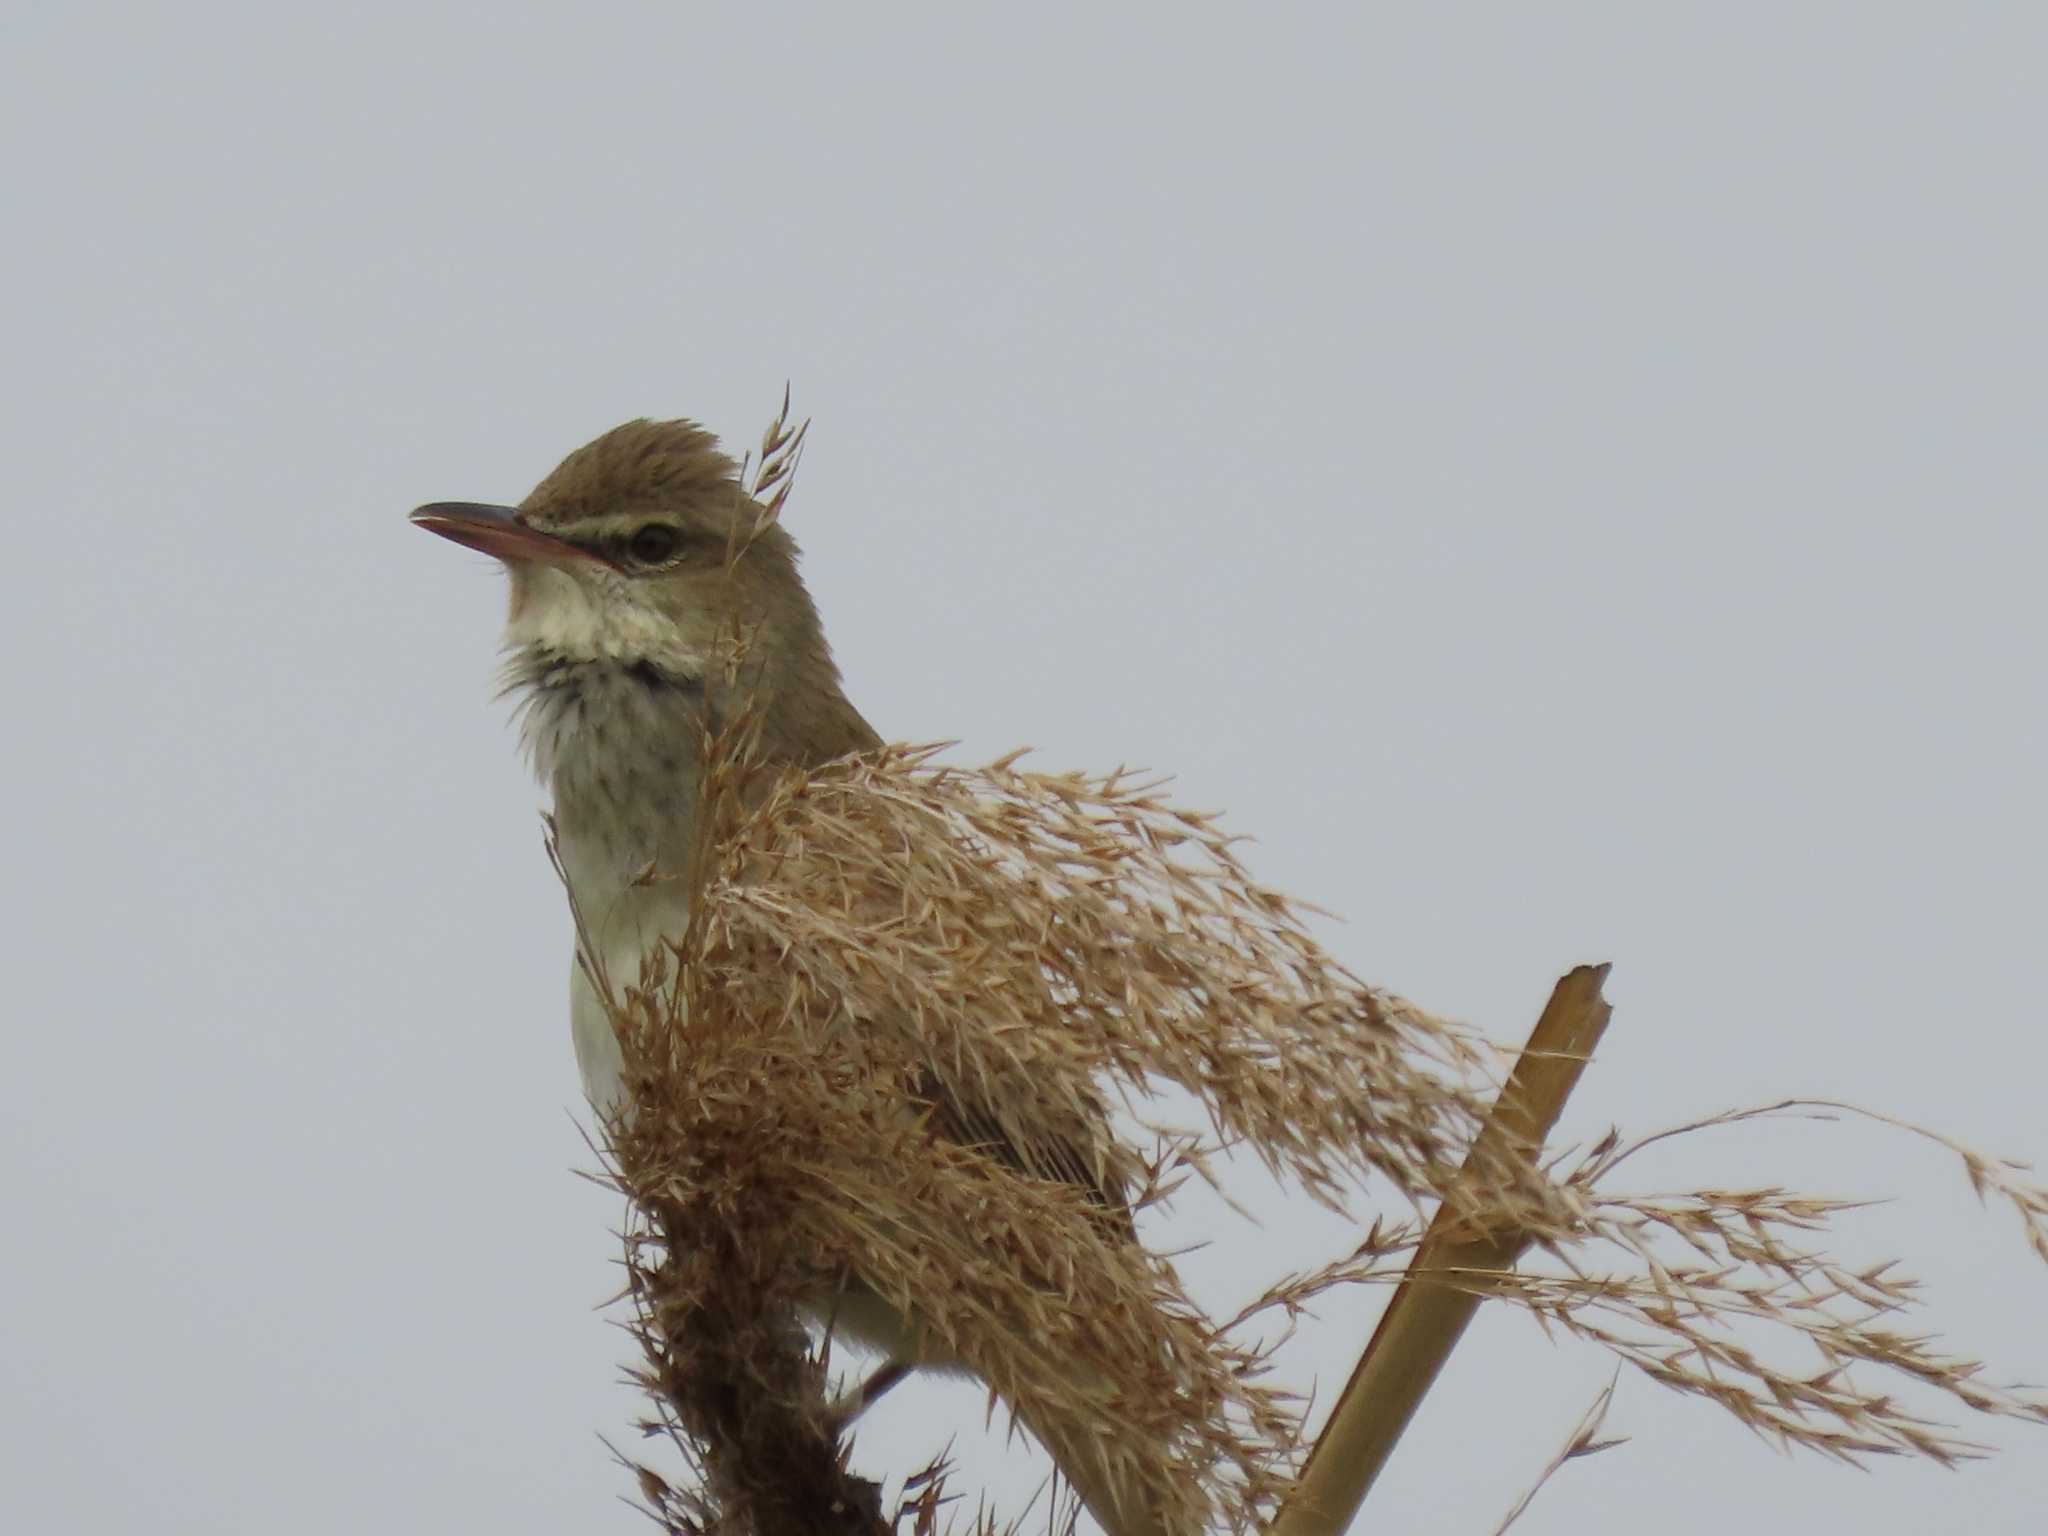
left=1272, top=964, right=1615, bottom=1536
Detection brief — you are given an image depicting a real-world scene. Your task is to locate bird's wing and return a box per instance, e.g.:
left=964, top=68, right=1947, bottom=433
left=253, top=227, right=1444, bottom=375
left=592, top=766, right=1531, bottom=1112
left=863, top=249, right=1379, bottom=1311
left=912, top=1066, right=1135, bottom=1232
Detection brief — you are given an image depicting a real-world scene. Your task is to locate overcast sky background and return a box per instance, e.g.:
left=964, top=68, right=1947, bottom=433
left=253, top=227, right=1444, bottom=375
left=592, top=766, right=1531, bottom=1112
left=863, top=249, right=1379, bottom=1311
left=5, top=7, right=2044, bottom=1533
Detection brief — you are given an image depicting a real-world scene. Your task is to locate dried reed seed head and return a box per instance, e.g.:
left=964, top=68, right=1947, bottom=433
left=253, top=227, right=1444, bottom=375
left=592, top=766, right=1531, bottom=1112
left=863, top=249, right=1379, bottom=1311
left=594, top=691, right=2048, bottom=1533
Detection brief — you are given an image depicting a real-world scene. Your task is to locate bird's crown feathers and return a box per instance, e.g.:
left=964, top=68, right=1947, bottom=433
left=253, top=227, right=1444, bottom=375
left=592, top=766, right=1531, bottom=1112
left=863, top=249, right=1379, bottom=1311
left=520, top=418, right=755, bottom=540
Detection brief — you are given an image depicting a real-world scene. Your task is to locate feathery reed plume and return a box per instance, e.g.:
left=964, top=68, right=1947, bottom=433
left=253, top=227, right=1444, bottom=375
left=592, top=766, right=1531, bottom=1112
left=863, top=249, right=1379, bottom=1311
left=1486, top=1376, right=1625, bottom=1536
left=585, top=398, right=2048, bottom=1534
left=589, top=722, right=2048, bottom=1531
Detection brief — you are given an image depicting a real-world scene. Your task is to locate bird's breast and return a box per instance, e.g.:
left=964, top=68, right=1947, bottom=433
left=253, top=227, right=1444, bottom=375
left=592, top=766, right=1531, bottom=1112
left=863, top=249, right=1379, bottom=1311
left=556, top=819, right=699, bottom=1114
left=523, top=656, right=709, bottom=1113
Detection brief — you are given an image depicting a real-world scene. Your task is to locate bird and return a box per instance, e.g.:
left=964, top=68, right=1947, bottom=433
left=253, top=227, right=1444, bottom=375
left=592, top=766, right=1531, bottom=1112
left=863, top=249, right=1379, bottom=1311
left=411, top=418, right=1169, bottom=1536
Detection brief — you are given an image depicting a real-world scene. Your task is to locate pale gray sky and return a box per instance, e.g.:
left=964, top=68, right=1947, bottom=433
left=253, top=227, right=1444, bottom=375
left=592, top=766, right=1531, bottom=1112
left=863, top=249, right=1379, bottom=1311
left=5, top=6, right=2043, bottom=1533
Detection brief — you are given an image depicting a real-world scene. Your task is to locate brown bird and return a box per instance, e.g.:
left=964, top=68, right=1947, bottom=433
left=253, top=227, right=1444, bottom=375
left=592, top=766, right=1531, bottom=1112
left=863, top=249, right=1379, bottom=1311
left=412, top=419, right=1169, bottom=1536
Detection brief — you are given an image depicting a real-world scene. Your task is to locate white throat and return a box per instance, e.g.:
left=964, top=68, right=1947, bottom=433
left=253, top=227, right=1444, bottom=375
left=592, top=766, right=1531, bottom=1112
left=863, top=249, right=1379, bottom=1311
left=503, top=563, right=702, bottom=669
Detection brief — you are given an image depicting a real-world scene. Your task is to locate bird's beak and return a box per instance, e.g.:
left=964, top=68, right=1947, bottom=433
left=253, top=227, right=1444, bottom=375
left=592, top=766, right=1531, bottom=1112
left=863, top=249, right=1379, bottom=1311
left=408, top=502, right=611, bottom=569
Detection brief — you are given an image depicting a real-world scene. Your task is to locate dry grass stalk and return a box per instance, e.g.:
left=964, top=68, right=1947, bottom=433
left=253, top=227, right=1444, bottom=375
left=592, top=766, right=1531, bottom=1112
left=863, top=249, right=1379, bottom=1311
left=1485, top=1375, right=1626, bottom=1536
left=735, top=383, right=808, bottom=551
left=1273, top=964, right=1614, bottom=1536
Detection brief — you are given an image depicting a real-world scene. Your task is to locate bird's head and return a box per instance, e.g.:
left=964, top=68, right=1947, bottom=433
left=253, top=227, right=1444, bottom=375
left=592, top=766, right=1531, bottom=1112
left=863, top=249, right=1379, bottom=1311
left=412, top=418, right=822, bottom=690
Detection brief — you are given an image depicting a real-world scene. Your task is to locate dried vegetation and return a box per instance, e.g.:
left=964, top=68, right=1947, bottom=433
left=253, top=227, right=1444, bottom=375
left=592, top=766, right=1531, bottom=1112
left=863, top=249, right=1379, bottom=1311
left=580, top=402, right=2048, bottom=1536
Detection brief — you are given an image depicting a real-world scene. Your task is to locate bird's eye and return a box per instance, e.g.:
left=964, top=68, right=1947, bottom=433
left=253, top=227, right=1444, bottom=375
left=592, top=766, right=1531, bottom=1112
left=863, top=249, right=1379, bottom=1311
left=627, top=524, right=682, bottom=565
